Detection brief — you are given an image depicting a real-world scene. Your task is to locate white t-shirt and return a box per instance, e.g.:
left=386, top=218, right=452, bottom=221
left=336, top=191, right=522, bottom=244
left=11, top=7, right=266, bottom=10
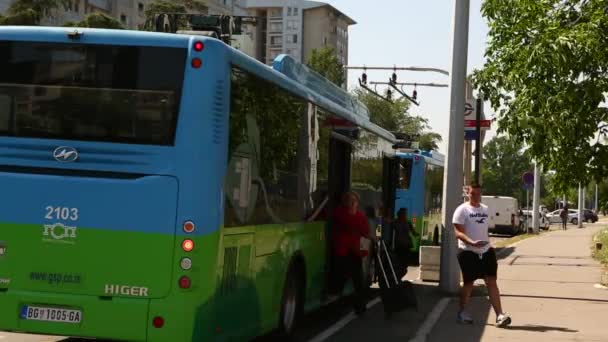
left=452, top=202, right=491, bottom=253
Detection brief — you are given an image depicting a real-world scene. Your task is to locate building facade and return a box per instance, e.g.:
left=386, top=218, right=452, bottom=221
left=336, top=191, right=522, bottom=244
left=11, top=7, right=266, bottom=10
left=302, top=1, right=353, bottom=66
left=237, top=0, right=354, bottom=66
left=0, top=0, right=235, bottom=29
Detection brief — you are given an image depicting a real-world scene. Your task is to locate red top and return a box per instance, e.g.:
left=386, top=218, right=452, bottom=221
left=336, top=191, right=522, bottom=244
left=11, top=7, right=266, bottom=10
left=332, top=206, right=370, bottom=257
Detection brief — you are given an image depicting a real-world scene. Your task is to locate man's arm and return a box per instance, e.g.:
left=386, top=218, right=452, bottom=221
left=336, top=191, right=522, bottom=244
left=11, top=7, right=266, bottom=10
left=454, top=223, right=486, bottom=247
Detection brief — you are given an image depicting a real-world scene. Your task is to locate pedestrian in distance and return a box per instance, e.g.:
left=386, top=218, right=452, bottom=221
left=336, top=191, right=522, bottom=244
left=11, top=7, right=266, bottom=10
left=560, top=204, right=569, bottom=231
left=453, top=183, right=512, bottom=328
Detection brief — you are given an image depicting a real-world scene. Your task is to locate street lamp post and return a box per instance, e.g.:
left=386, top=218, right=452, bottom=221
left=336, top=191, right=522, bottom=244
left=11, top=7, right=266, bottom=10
left=439, top=0, right=470, bottom=294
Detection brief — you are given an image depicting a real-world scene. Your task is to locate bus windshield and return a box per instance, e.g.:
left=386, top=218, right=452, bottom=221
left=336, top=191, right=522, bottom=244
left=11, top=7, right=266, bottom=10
left=0, top=41, right=186, bottom=145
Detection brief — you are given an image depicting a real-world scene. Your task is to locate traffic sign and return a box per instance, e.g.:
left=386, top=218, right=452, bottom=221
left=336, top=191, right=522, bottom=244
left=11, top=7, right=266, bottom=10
left=464, top=120, right=491, bottom=128
left=522, top=171, right=534, bottom=186
left=464, top=130, right=479, bottom=140
left=464, top=102, right=474, bottom=116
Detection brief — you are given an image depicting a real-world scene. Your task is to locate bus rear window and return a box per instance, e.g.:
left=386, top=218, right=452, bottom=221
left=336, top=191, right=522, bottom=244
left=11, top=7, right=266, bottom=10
left=399, top=159, right=413, bottom=189
left=0, top=41, right=186, bottom=145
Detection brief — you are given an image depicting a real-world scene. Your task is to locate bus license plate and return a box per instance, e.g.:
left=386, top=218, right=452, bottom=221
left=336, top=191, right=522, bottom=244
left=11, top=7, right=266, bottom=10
left=20, top=306, right=82, bottom=324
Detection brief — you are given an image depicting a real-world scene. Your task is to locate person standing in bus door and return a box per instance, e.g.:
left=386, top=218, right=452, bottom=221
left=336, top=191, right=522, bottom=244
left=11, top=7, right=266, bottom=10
left=453, top=183, right=512, bottom=327
left=331, top=192, right=377, bottom=316
left=560, top=204, right=569, bottom=230
left=394, top=208, right=414, bottom=273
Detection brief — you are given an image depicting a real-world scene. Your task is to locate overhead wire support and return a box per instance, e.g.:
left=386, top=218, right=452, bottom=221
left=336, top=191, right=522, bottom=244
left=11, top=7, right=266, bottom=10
left=345, top=65, right=450, bottom=76
left=358, top=77, right=393, bottom=103
left=369, top=81, right=449, bottom=88
left=387, top=79, right=420, bottom=106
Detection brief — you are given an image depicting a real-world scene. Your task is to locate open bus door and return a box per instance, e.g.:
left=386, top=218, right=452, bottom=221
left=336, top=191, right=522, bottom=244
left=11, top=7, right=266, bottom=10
left=382, top=156, right=400, bottom=243
left=324, top=137, right=352, bottom=298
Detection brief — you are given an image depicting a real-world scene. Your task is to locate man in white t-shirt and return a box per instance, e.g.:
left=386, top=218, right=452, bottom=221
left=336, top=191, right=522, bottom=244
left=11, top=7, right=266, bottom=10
left=453, top=183, right=511, bottom=327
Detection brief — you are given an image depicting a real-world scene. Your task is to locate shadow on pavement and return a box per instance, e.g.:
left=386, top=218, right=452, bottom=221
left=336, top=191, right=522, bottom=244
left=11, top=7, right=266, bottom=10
left=495, top=247, right=516, bottom=260
left=427, top=296, right=492, bottom=342
left=503, top=324, right=578, bottom=333
left=501, top=293, right=608, bottom=303
left=324, top=281, right=445, bottom=342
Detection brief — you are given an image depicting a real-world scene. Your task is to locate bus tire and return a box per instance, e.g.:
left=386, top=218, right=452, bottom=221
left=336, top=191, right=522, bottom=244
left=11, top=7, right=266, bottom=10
left=278, top=263, right=304, bottom=339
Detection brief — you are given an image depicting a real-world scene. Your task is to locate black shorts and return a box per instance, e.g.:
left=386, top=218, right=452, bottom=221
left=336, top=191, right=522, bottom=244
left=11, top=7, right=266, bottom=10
left=457, top=248, right=498, bottom=283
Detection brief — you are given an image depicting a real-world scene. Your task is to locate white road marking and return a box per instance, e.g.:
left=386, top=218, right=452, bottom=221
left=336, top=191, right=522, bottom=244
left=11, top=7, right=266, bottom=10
left=307, top=297, right=382, bottom=342
left=408, top=297, right=451, bottom=342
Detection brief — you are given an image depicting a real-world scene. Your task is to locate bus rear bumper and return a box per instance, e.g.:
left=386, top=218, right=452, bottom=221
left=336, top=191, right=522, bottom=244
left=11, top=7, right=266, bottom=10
left=0, top=290, right=149, bottom=341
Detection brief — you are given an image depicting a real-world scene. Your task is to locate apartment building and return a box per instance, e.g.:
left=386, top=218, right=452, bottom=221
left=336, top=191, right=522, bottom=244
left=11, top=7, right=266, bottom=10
left=0, top=0, right=234, bottom=29
left=302, top=1, right=353, bottom=66
left=237, top=0, right=354, bottom=65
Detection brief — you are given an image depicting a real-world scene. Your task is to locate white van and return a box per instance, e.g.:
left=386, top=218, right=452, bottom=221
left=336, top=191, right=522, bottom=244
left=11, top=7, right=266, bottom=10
left=482, top=196, right=523, bottom=236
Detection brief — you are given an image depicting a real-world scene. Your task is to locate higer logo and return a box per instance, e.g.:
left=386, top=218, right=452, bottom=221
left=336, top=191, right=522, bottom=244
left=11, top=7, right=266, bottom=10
left=43, top=223, right=77, bottom=244
left=104, top=284, right=149, bottom=297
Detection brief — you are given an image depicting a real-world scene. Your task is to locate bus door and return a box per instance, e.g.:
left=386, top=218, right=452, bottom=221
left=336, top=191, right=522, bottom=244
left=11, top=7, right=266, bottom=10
left=328, top=137, right=352, bottom=208
left=382, top=156, right=400, bottom=243
left=324, top=135, right=352, bottom=294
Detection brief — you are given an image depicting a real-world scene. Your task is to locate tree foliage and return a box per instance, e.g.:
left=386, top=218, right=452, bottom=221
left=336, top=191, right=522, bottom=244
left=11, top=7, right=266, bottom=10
left=354, top=89, right=442, bottom=151
left=0, top=0, right=68, bottom=25
left=473, top=0, right=608, bottom=192
left=143, top=0, right=207, bottom=32
left=307, top=47, right=346, bottom=87
left=63, top=13, right=123, bottom=29
left=481, top=135, right=542, bottom=205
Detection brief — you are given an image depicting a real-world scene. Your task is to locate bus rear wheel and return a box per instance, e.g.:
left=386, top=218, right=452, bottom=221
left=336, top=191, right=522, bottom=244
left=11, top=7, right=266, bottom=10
left=279, top=266, right=303, bottom=338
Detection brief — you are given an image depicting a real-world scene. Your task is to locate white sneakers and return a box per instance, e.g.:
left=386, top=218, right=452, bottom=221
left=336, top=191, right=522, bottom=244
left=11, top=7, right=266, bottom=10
left=496, top=312, right=512, bottom=327
left=457, top=311, right=512, bottom=328
left=457, top=310, right=474, bottom=324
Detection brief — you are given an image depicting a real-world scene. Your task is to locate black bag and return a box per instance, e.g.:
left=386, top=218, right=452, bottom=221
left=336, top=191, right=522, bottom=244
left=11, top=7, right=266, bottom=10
left=376, top=239, right=418, bottom=318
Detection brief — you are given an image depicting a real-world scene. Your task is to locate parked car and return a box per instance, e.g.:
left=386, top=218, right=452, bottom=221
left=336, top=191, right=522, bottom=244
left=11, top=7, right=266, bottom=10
left=546, top=209, right=579, bottom=225
left=521, top=210, right=550, bottom=230
left=582, top=209, right=598, bottom=223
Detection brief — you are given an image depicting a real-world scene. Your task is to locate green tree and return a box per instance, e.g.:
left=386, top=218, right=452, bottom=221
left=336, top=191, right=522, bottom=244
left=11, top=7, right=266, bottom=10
left=482, top=135, right=533, bottom=202
left=64, top=13, right=123, bottom=29
left=473, top=0, right=608, bottom=192
left=143, top=0, right=207, bottom=32
left=0, top=0, right=68, bottom=25
left=306, top=47, right=346, bottom=87
left=353, top=89, right=442, bottom=150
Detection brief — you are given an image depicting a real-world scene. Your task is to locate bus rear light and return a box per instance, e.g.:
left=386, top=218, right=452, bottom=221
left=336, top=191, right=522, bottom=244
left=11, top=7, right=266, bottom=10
left=182, top=239, right=194, bottom=252
left=180, top=257, right=192, bottom=270
left=193, top=41, right=204, bottom=52
left=183, top=221, right=196, bottom=233
left=179, top=276, right=191, bottom=289
left=191, top=58, right=202, bottom=69
left=152, top=316, right=164, bottom=328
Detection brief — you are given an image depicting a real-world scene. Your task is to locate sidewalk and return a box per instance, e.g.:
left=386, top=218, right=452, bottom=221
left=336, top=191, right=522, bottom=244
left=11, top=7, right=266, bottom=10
left=427, top=224, right=608, bottom=342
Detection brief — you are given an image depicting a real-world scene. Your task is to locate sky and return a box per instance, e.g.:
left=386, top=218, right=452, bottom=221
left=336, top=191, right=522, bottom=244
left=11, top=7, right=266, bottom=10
left=322, top=0, right=494, bottom=154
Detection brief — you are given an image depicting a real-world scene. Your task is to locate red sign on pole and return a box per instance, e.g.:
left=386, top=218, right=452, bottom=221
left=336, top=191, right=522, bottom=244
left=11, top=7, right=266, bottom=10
left=464, top=119, right=491, bottom=128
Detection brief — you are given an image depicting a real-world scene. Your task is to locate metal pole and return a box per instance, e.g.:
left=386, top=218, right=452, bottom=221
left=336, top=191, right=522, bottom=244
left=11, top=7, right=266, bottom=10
left=474, top=97, right=482, bottom=184
left=578, top=183, right=583, bottom=228
left=595, top=184, right=599, bottom=212
left=532, top=162, right=541, bottom=233
left=464, top=141, right=472, bottom=185
left=440, top=0, right=470, bottom=294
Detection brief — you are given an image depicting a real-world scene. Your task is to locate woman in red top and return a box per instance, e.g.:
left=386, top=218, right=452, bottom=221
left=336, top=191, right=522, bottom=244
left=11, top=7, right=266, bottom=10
left=331, top=191, right=376, bottom=315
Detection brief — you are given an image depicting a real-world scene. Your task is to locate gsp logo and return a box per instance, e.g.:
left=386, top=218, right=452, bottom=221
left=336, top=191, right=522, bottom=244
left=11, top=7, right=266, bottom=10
left=43, top=223, right=77, bottom=244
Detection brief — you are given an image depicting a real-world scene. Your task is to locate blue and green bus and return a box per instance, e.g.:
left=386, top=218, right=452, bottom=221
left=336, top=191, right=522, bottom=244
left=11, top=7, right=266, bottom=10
left=0, top=26, right=398, bottom=341
left=392, top=150, right=445, bottom=253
